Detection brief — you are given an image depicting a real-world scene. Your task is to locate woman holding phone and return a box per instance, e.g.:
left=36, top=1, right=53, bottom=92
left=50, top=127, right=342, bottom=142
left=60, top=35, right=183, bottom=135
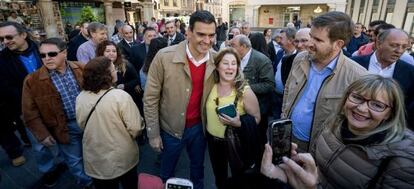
left=261, top=75, right=414, bottom=188
left=206, top=48, right=260, bottom=189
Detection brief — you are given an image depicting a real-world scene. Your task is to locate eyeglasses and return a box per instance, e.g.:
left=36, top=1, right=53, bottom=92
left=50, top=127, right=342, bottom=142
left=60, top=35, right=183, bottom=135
left=39, top=50, right=64, bottom=58
left=0, top=34, right=19, bottom=42
left=348, top=93, right=392, bottom=112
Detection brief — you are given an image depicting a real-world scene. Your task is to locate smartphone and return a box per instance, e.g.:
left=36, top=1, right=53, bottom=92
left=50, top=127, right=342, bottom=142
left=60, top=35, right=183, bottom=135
left=268, top=119, right=292, bottom=164
left=217, top=104, right=237, bottom=118
left=228, top=33, right=234, bottom=40
left=165, top=178, right=193, bottom=189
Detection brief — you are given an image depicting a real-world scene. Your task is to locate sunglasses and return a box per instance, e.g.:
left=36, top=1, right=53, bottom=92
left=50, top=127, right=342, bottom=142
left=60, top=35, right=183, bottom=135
left=39, top=50, right=64, bottom=58
left=0, top=34, right=19, bottom=42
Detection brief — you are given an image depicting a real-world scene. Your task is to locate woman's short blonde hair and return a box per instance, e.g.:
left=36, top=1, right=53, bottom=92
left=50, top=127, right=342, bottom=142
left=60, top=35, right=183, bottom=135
left=330, top=74, right=407, bottom=144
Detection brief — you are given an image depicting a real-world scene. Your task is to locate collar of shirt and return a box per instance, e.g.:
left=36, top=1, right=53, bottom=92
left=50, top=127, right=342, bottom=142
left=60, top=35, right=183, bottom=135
left=369, top=51, right=396, bottom=77
left=186, top=43, right=209, bottom=67
left=240, top=48, right=253, bottom=71
left=310, top=54, right=338, bottom=74
left=169, top=33, right=176, bottom=41
left=49, top=62, right=70, bottom=75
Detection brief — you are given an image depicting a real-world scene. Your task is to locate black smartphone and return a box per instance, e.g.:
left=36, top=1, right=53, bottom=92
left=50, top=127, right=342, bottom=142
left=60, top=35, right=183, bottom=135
left=268, top=119, right=292, bottom=164
left=217, top=104, right=237, bottom=118
left=228, top=33, right=234, bottom=40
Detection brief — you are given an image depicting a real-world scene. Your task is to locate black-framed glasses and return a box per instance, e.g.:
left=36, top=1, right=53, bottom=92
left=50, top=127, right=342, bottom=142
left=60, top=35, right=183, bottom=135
left=39, top=50, right=64, bottom=58
left=0, top=34, right=19, bottom=42
left=348, top=93, right=392, bottom=112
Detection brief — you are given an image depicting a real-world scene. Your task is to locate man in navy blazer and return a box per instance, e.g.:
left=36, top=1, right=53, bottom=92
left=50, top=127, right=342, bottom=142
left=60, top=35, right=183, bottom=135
left=117, top=24, right=138, bottom=62
left=129, top=27, right=158, bottom=73
left=164, top=20, right=185, bottom=46
left=352, top=28, right=414, bottom=130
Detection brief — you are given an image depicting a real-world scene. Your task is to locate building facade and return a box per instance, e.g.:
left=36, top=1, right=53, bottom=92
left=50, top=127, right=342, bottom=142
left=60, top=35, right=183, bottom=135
left=157, top=0, right=194, bottom=18
left=240, top=0, right=347, bottom=28
left=346, top=0, right=414, bottom=36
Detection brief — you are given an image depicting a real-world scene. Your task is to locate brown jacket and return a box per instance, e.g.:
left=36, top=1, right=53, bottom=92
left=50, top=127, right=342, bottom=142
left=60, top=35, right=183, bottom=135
left=22, top=61, right=83, bottom=144
left=143, top=40, right=216, bottom=139
left=312, top=129, right=414, bottom=189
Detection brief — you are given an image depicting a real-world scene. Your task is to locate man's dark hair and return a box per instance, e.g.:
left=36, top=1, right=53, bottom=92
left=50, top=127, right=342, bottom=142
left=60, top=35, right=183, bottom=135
left=369, top=20, right=387, bottom=28
left=143, top=27, right=156, bottom=34
left=83, top=56, right=113, bottom=93
left=0, top=21, right=27, bottom=34
left=311, top=11, right=353, bottom=46
left=374, top=23, right=395, bottom=37
left=40, top=37, right=67, bottom=51
left=189, top=10, right=216, bottom=31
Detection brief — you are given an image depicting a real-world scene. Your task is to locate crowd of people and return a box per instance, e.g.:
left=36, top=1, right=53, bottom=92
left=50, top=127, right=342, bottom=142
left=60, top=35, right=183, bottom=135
left=0, top=9, right=413, bottom=189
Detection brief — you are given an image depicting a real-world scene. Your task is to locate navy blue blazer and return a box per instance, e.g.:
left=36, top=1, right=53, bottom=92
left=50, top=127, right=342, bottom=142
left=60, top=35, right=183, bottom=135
left=352, top=54, right=414, bottom=130
left=118, top=39, right=138, bottom=62
left=129, top=43, right=147, bottom=73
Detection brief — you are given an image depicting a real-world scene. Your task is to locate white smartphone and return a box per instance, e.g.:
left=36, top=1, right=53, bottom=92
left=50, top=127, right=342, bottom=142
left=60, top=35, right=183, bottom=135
left=165, top=178, right=193, bottom=189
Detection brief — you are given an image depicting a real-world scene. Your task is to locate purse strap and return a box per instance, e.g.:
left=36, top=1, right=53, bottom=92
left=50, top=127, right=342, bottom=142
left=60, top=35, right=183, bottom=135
left=84, top=88, right=113, bottom=127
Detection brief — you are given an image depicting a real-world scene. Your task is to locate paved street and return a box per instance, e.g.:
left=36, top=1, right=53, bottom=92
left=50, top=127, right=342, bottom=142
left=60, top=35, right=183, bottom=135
left=0, top=135, right=217, bottom=189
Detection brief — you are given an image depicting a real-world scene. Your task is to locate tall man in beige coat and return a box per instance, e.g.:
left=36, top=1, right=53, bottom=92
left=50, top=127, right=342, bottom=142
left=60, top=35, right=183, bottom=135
left=282, top=11, right=367, bottom=152
left=143, top=11, right=217, bottom=189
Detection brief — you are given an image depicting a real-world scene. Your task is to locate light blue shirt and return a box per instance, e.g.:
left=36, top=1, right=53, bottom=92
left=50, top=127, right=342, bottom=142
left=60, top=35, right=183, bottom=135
left=290, top=56, right=338, bottom=141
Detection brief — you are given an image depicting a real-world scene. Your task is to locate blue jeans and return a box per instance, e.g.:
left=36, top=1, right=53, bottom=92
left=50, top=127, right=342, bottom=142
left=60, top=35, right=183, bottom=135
left=27, top=120, right=92, bottom=186
left=160, top=123, right=206, bottom=189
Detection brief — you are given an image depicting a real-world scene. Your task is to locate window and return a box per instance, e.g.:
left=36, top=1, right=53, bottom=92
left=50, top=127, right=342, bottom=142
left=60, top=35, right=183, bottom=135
left=164, top=0, right=169, bottom=6
left=173, top=0, right=177, bottom=7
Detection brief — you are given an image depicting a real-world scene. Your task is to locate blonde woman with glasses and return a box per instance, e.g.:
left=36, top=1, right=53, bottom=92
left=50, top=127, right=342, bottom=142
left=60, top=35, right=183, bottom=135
left=261, top=75, right=414, bottom=188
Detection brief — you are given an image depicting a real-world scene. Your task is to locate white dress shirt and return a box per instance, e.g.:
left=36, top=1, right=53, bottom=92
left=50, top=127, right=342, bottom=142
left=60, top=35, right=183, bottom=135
left=368, top=51, right=396, bottom=78
left=186, top=43, right=210, bottom=67
left=240, top=49, right=252, bottom=71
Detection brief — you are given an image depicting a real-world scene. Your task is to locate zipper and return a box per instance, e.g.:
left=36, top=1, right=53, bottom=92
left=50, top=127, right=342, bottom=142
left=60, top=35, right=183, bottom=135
left=307, top=72, right=335, bottom=151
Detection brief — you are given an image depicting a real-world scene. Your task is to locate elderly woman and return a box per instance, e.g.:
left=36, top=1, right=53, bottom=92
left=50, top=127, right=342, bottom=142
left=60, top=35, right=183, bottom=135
left=261, top=75, right=414, bottom=188
left=76, top=57, right=143, bottom=189
left=206, top=48, right=260, bottom=189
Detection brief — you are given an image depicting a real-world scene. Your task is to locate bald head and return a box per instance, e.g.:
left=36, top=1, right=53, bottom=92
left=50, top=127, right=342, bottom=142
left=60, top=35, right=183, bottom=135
left=230, top=35, right=251, bottom=58
left=376, top=29, right=409, bottom=67
left=294, top=28, right=310, bottom=52
left=122, top=24, right=134, bottom=41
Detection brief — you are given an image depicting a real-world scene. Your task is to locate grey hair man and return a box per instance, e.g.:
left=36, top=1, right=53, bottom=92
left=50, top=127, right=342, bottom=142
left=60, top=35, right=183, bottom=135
left=352, top=28, right=414, bottom=130
left=76, top=22, right=108, bottom=64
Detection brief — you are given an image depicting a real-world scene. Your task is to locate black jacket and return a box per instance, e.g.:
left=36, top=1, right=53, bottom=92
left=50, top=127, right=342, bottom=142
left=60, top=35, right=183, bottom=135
left=281, top=53, right=298, bottom=86
left=67, top=34, right=88, bottom=61
left=118, top=39, right=138, bottom=62
left=129, top=43, right=147, bottom=73
left=352, top=54, right=414, bottom=130
left=0, top=40, right=42, bottom=124
left=165, top=32, right=185, bottom=46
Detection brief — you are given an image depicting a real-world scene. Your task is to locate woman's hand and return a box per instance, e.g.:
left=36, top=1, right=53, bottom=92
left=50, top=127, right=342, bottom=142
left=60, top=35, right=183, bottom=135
left=218, top=111, right=241, bottom=127
left=279, top=153, right=319, bottom=189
